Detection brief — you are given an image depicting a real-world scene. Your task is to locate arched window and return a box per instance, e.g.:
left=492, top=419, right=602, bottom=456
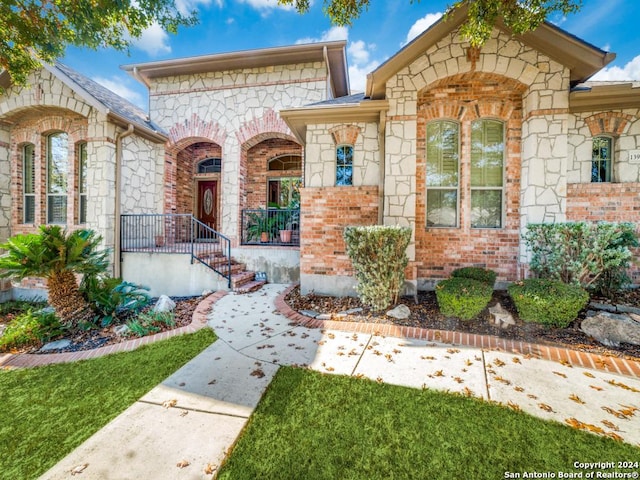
left=470, top=119, right=504, bottom=228
left=22, top=144, right=35, bottom=224
left=197, top=158, right=221, bottom=174
left=268, top=154, right=301, bottom=171
left=592, top=136, right=612, bottom=182
left=47, top=132, right=69, bottom=224
left=426, top=120, right=459, bottom=227
left=336, top=145, right=353, bottom=186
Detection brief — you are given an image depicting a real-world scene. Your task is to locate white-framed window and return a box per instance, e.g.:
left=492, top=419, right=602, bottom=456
left=592, top=136, right=612, bottom=183
left=46, top=132, right=69, bottom=224
left=426, top=120, right=459, bottom=228
left=336, top=145, right=353, bottom=186
left=470, top=119, right=504, bottom=228
left=268, top=177, right=301, bottom=209
left=22, top=143, right=35, bottom=224
left=77, top=142, right=87, bottom=224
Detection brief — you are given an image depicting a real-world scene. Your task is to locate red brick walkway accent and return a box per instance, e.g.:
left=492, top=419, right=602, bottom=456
left=275, top=285, right=640, bottom=379
left=0, top=291, right=227, bottom=369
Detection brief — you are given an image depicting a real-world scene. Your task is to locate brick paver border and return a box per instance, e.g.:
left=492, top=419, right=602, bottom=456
left=275, top=284, right=640, bottom=379
left=0, top=291, right=228, bottom=369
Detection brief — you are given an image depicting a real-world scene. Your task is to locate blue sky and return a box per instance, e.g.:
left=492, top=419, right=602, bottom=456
left=60, top=0, right=640, bottom=109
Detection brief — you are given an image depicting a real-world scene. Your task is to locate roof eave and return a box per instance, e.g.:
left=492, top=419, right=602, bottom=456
left=280, top=100, right=389, bottom=144
left=570, top=83, right=640, bottom=113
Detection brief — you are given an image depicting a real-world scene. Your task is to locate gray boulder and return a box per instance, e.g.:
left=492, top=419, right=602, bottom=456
left=153, top=295, right=176, bottom=313
left=488, top=302, right=515, bottom=328
left=580, top=312, right=640, bottom=347
left=387, top=304, right=410, bottom=320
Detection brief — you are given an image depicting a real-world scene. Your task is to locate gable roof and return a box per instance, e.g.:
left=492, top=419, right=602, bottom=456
left=0, top=62, right=167, bottom=142
left=366, top=6, right=616, bottom=99
left=122, top=41, right=350, bottom=99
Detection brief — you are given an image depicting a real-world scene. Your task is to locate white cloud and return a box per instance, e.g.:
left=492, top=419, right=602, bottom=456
left=93, top=76, right=146, bottom=109
left=132, top=23, right=171, bottom=56
left=349, top=61, right=379, bottom=93
left=175, top=0, right=216, bottom=15
left=236, top=0, right=293, bottom=10
left=296, top=26, right=348, bottom=44
left=348, top=40, right=372, bottom=64
left=404, top=12, right=442, bottom=45
left=591, top=55, right=640, bottom=81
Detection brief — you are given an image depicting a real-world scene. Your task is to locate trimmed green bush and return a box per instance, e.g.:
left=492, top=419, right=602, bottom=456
left=0, top=309, right=64, bottom=352
left=435, top=277, right=493, bottom=320
left=451, top=267, right=497, bottom=287
left=508, top=278, right=589, bottom=328
left=524, top=222, right=638, bottom=296
left=343, top=225, right=412, bottom=311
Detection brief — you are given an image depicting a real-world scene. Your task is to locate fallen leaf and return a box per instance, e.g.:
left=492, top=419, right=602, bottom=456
left=552, top=371, right=567, bottom=378
left=514, top=386, right=525, bottom=392
left=559, top=359, right=573, bottom=368
left=452, top=377, right=464, bottom=384
left=462, top=387, right=474, bottom=397
left=250, top=368, right=265, bottom=378
left=538, top=403, right=554, bottom=412
left=70, top=463, right=89, bottom=475
left=601, top=420, right=620, bottom=431
left=434, top=370, right=444, bottom=377
left=447, top=348, right=460, bottom=354
left=204, top=463, right=217, bottom=475
left=604, top=431, right=623, bottom=442
left=176, top=460, right=190, bottom=468
left=493, top=376, right=511, bottom=385
left=493, top=359, right=505, bottom=367
left=421, top=355, right=436, bottom=360
left=569, top=394, right=585, bottom=404
left=512, top=357, right=521, bottom=364
left=507, top=401, right=521, bottom=412
left=583, top=371, right=595, bottom=378
left=163, top=399, right=177, bottom=409
left=606, top=379, right=640, bottom=393
left=180, top=410, right=189, bottom=417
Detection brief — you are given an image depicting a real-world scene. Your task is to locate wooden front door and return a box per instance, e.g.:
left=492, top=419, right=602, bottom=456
left=197, top=180, right=217, bottom=233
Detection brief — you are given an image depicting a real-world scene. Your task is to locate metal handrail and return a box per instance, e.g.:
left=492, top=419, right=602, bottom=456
left=120, top=213, right=232, bottom=288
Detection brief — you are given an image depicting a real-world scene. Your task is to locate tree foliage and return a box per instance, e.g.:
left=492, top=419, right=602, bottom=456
left=0, top=0, right=197, bottom=89
left=279, top=0, right=582, bottom=45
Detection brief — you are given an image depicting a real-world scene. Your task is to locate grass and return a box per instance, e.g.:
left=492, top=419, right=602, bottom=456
left=218, top=367, right=639, bottom=480
left=0, top=328, right=216, bottom=480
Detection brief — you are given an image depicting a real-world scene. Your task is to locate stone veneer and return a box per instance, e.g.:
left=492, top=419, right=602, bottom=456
left=150, top=62, right=329, bottom=242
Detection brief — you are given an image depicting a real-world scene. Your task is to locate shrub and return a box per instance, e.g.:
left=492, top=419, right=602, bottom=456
left=451, top=267, right=497, bottom=287
left=343, top=225, right=412, bottom=311
left=524, top=222, right=638, bottom=296
left=508, top=278, right=589, bottom=328
left=0, top=300, right=47, bottom=318
left=81, top=276, right=150, bottom=327
left=0, top=309, right=64, bottom=352
left=126, top=310, right=175, bottom=337
left=435, top=277, right=493, bottom=320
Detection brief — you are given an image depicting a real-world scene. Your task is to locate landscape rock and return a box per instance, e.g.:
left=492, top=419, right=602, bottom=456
left=489, top=302, right=515, bottom=328
left=630, top=313, right=640, bottom=323
left=153, top=295, right=176, bottom=313
left=386, top=304, right=411, bottom=320
left=40, top=339, right=72, bottom=352
left=616, top=304, right=640, bottom=316
left=588, top=301, right=616, bottom=313
left=0, top=324, right=5, bottom=338
left=114, top=325, right=130, bottom=337
left=316, top=314, right=332, bottom=320
left=341, top=308, right=363, bottom=315
left=580, top=312, right=640, bottom=347
left=300, top=310, right=319, bottom=318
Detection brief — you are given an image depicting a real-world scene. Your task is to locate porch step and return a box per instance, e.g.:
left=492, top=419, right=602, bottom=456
left=234, top=280, right=267, bottom=294
left=231, top=270, right=256, bottom=289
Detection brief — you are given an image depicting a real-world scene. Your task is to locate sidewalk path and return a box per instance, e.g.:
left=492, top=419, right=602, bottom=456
left=39, top=284, right=640, bottom=479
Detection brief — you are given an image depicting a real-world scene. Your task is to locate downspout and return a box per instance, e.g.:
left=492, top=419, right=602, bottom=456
left=378, top=110, right=386, bottom=225
left=114, top=123, right=135, bottom=278
left=323, top=45, right=332, bottom=99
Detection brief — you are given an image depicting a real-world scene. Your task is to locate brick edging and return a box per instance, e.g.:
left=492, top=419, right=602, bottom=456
left=275, top=284, right=640, bottom=379
left=0, top=291, right=228, bottom=369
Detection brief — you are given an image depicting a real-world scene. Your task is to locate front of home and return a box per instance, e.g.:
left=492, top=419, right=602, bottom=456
left=0, top=9, right=638, bottom=298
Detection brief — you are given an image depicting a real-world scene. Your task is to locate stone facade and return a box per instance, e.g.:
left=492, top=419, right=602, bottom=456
left=150, top=62, right=328, bottom=242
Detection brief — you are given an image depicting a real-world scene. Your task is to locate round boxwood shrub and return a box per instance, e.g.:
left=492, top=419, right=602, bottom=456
left=507, top=278, right=589, bottom=328
left=435, top=277, right=493, bottom=320
left=451, top=267, right=497, bottom=287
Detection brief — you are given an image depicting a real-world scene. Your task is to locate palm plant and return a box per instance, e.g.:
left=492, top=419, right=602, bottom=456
left=0, top=226, right=109, bottom=330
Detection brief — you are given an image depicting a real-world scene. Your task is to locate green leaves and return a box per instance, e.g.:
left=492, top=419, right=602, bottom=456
left=1, top=0, right=197, bottom=90
left=343, top=225, right=411, bottom=311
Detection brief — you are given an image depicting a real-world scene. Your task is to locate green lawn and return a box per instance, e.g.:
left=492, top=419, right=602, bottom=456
left=0, top=328, right=216, bottom=480
left=218, top=367, right=640, bottom=480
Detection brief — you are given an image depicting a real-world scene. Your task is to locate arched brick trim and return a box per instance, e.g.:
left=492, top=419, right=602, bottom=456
left=236, top=108, right=293, bottom=147
left=329, top=124, right=361, bottom=145
left=584, top=112, right=634, bottom=137
left=167, top=113, right=227, bottom=147
left=239, top=131, right=300, bottom=152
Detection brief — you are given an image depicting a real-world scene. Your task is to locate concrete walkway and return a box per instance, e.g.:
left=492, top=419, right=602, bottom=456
left=40, top=284, right=640, bottom=479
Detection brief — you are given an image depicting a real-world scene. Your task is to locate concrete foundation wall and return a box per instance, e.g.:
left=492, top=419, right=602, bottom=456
left=300, top=273, right=357, bottom=297
left=231, top=246, right=300, bottom=284
left=122, top=252, right=228, bottom=297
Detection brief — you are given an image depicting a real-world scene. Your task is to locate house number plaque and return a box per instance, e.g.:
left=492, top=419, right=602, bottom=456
left=629, top=150, right=640, bottom=164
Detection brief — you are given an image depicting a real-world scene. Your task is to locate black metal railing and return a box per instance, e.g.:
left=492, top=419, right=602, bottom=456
left=240, top=209, right=300, bottom=246
left=120, top=213, right=232, bottom=288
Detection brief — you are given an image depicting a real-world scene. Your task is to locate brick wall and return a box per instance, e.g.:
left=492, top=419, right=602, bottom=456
left=414, top=73, right=524, bottom=282
left=175, top=142, right=222, bottom=214
left=245, top=138, right=302, bottom=210
left=567, top=182, right=640, bottom=283
left=300, top=186, right=378, bottom=276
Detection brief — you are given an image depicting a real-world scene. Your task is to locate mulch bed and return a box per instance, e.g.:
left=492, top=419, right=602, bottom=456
left=2, top=296, right=202, bottom=355
left=286, top=286, right=640, bottom=361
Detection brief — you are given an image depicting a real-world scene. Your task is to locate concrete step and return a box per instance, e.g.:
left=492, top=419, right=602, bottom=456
left=231, top=271, right=256, bottom=289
